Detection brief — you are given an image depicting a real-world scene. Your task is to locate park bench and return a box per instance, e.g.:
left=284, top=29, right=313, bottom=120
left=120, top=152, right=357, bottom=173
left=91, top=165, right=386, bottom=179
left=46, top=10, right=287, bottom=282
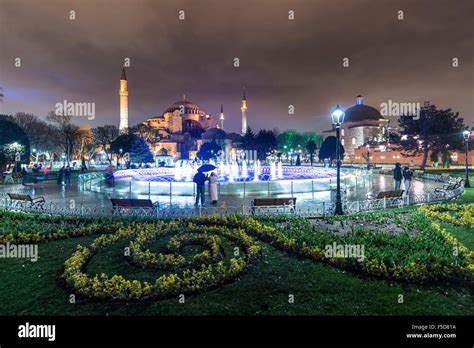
left=251, top=197, right=296, bottom=214
left=110, top=198, right=159, bottom=214
left=7, top=193, right=45, bottom=207
left=434, top=180, right=463, bottom=194
left=374, top=190, right=404, bottom=199
left=413, top=170, right=424, bottom=177
left=436, top=173, right=450, bottom=182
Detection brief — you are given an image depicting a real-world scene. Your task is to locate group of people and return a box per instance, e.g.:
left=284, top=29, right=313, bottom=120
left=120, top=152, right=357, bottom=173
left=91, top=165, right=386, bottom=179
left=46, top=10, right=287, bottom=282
left=193, top=171, right=218, bottom=206
left=57, top=165, right=73, bottom=185
left=393, top=163, right=413, bottom=194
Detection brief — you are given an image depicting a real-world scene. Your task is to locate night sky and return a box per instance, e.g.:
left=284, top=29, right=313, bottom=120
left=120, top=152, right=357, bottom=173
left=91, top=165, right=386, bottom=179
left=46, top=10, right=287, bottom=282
left=0, top=0, right=473, bottom=133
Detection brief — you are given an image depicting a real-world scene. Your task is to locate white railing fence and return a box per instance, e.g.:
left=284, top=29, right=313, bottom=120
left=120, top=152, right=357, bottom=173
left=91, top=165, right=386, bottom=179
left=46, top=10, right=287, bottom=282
left=0, top=184, right=464, bottom=219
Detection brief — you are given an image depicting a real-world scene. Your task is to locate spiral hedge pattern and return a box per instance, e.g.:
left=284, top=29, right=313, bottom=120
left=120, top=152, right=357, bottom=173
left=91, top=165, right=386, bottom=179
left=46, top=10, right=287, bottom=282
left=63, top=219, right=263, bottom=300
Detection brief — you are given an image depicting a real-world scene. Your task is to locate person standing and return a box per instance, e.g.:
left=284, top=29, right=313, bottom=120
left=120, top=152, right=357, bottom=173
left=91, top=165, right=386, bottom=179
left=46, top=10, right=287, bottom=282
left=403, top=166, right=413, bottom=195
left=393, top=163, right=402, bottom=191
left=208, top=172, right=218, bottom=204
left=57, top=165, right=65, bottom=185
left=21, top=166, right=28, bottom=185
left=193, top=171, right=208, bottom=206
left=65, top=165, right=72, bottom=184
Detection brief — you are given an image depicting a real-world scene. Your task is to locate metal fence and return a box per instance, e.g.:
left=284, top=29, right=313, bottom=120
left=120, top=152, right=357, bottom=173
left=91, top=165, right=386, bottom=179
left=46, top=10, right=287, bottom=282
left=0, top=182, right=464, bottom=219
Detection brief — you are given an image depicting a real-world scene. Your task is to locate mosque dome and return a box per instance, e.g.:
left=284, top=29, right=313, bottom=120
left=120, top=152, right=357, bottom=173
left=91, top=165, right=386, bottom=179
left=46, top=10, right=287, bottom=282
left=344, top=95, right=382, bottom=122
left=164, top=99, right=205, bottom=116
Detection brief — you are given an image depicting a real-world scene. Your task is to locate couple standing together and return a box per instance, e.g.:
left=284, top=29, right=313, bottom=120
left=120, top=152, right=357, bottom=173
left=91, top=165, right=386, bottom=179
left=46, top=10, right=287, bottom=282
left=393, top=163, right=413, bottom=194
left=193, top=171, right=218, bottom=206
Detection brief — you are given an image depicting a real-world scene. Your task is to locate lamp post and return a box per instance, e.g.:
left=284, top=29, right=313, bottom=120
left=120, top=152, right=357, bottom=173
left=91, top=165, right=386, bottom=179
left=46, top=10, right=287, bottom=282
left=331, top=105, right=345, bottom=215
left=366, top=144, right=370, bottom=170
left=118, top=148, right=123, bottom=168
left=463, top=130, right=470, bottom=188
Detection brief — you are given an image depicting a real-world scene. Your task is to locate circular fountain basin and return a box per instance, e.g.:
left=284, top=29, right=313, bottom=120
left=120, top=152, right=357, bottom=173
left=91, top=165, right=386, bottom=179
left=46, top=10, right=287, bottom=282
left=106, top=166, right=350, bottom=196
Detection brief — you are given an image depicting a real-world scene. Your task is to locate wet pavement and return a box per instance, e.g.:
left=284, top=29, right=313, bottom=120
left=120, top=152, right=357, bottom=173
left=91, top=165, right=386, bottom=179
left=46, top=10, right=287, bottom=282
left=0, top=173, right=445, bottom=210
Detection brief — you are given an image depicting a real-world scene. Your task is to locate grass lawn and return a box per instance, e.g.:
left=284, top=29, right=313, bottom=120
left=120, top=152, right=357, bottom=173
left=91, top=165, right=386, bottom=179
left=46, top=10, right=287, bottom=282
left=0, top=206, right=472, bottom=316
left=0, top=234, right=472, bottom=315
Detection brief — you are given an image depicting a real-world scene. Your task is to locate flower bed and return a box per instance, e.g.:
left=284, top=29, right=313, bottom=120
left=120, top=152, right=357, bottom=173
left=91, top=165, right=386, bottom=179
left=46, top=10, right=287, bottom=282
left=419, top=203, right=474, bottom=229
left=62, top=220, right=262, bottom=300
left=1, top=207, right=472, bottom=302
left=247, top=210, right=473, bottom=283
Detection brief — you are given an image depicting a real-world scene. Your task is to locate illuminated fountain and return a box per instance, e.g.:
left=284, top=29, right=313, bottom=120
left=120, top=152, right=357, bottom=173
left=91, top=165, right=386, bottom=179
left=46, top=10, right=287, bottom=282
left=253, top=160, right=260, bottom=182
left=277, top=161, right=283, bottom=179
left=270, top=161, right=277, bottom=180
left=108, top=160, right=350, bottom=196
left=241, top=160, right=248, bottom=178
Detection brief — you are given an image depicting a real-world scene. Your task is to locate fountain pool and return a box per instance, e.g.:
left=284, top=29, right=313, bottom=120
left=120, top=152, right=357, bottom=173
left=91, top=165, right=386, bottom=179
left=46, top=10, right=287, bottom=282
left=108, top=163, right=350, bottom=196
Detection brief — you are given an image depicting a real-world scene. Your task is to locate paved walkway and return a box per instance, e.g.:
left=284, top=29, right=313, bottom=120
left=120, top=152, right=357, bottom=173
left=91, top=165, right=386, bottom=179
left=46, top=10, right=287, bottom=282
left=0, top=174, right=445, bottom=210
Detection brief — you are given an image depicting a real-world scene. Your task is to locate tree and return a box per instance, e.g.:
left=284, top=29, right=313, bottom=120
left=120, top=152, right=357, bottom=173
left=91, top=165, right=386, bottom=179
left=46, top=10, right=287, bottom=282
left=110, top=133, right=135, bottom=155
left=197, top=142, right=222, bottom=160
left=255, top=129, right=278, bottom=160
left=46, top=111, right=83, bottom=163
left=396, top=105, right=465, bottom=169
left=318, top=136, right=344, bottom=166
left=277, top=130, right=322, bottom=157
left=92, top=125, right=119, bottom=163
left=129, top=136, right=154, bottom=164
left=306, top=140, right=317, bottom=166
left=242, top=127, right=256, bottom=151
left=129, top=123, right=161, bottom=146
left=76, top=126, right=94, bottom=163
left=12, top=113, right=59, bottom=161
left=0, top=115, right=30, bottom=172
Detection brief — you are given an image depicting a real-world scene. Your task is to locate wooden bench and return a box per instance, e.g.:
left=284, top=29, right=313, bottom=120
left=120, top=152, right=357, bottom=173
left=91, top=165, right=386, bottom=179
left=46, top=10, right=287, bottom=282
left=7, top=193, right=45, bottom=207
left=434, top=181, right=463, bottom=194
left=251, top=197, right=296, bottom=214
left=375, top=190, right=404, bottom=199
left=110, top=198, right=158, bottom=214
left=436, top=173, right=450, bottom=182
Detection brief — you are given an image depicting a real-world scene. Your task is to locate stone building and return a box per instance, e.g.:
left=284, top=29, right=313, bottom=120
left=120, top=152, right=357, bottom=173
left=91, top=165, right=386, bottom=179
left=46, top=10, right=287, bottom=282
left=323, top=95, right=390, bottom=160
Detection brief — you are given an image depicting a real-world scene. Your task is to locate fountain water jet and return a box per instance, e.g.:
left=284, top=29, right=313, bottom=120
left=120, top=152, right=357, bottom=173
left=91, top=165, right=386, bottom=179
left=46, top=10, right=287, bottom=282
left=242, top=160, right=248, bottom=178
left=270, top=161, right=277, bottom=180
left=277, top=161, right=283, bottom=179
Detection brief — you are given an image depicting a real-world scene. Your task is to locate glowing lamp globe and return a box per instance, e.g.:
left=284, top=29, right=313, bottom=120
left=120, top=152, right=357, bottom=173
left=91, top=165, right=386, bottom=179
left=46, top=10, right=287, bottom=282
left=463, top=130, right=470, bottom=141
left=331, top=105, right=345, bottom=125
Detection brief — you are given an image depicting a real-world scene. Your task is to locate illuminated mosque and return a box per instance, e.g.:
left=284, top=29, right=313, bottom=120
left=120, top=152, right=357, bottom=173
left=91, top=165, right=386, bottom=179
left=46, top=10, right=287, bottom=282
left=118, top=68, right=246, bottom=160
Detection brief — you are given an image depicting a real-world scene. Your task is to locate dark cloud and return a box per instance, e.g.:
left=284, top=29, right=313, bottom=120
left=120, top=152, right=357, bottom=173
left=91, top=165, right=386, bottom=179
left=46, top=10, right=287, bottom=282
left=1, top=0, right=473, bottom=132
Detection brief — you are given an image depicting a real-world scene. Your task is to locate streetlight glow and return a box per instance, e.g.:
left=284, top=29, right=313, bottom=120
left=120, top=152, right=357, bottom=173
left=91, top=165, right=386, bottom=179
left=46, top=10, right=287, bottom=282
left=331, top=105, right=345, bottom=125
left=463, top=130, right=470, bottom=140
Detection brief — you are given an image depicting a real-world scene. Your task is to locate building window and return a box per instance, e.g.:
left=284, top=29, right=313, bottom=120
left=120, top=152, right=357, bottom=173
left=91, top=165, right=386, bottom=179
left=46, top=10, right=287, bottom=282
left=341, top=139, right=345, bottom=146
left=352, top=137, right=355, bottom=145
left=341, top=129, right=345, bottom=136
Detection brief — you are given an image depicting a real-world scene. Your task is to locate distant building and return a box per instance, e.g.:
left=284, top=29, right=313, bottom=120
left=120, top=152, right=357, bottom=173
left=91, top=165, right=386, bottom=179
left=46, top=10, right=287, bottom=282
left=323, top=95, right=390, bottom=160
left=117, top=68, right=248, bottom=160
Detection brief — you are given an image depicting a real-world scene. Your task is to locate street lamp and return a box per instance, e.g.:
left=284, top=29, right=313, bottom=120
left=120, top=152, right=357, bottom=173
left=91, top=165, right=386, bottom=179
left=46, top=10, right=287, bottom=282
left=118, top=148, right=123, bottom=168
left=463, top=130, right=470, bottom=188
left=331, top=105, right=345, bottom=215
left=366, top=144, right=370, bottom=170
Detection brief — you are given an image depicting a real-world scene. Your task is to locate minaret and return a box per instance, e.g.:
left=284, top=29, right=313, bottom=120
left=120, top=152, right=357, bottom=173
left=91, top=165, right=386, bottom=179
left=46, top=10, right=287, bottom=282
left=119, top=67, right=129, bottom=133
left=219, top=104, right=225, bottom=130
left=241, top=87, right=247, bottom=135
